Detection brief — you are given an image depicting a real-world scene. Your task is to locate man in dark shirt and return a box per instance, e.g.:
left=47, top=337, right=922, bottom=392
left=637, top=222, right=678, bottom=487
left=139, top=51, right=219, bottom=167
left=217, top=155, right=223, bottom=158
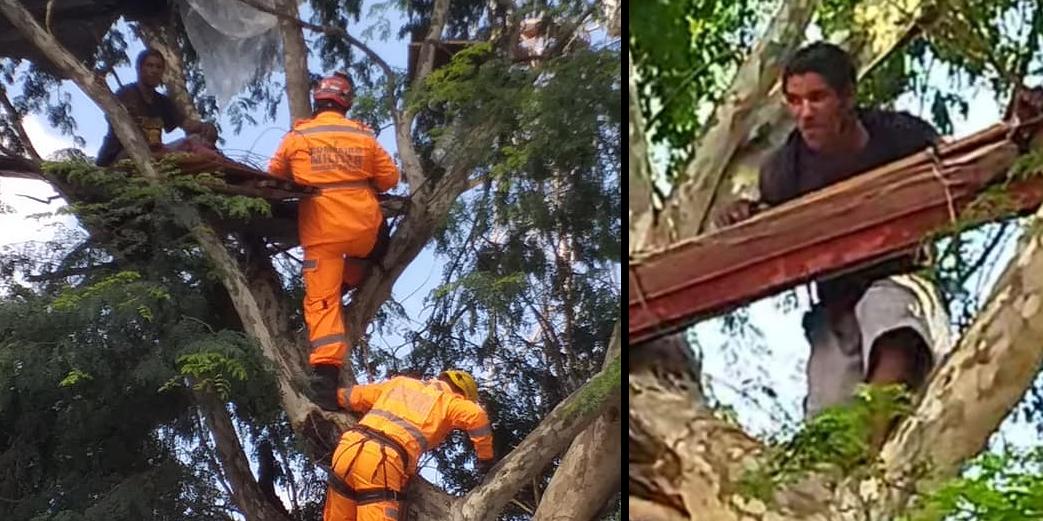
left=714, top=43, right=952, bottom=441
left=95, top=49, right=218, bottom=166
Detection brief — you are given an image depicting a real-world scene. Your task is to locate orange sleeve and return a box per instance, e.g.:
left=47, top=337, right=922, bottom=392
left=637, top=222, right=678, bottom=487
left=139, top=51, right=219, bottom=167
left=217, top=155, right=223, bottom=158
left=448, top=398, right=494, bottom=461
left=346, top=381, right=387, bottom=414
left=268, top=133, right=295, bottom=180
left=370, top=138, right=399, bottom=192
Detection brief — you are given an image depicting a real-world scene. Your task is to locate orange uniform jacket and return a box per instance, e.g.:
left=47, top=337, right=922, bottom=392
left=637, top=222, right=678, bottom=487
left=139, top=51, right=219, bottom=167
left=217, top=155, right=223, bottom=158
left=268, top=112, right=399, bottom=248
left=338, top=376, right=495, bottom=473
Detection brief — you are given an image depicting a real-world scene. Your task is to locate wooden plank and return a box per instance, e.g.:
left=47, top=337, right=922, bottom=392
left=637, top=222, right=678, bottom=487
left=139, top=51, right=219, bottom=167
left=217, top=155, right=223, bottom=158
left=629, top=122, right=1043, bottom=345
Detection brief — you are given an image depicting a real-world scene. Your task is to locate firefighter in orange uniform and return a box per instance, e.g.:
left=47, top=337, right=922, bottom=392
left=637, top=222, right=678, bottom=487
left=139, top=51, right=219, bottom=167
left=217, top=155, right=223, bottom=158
left=268, top=72, right=399, bottom=410
left=324, top=370, right=496, bottom=521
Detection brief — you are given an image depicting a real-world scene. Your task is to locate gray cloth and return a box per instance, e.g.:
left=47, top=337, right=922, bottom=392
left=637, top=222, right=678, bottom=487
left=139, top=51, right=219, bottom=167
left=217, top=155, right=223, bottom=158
left=803, top=273, right=952, bottom=417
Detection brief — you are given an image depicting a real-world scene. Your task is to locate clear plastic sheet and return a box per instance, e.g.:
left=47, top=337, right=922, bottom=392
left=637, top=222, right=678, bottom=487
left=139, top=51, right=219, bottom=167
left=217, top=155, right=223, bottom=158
left=178, top=0, right=283, bottom=107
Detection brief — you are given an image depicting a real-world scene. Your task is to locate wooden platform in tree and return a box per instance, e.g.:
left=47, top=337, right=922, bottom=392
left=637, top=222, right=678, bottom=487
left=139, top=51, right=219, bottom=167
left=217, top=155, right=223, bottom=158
left=158, top=152, right=407, bottom=248
left=628, top=117, right=1043, bottom=345
left=162, top=151, right=317, bottom=201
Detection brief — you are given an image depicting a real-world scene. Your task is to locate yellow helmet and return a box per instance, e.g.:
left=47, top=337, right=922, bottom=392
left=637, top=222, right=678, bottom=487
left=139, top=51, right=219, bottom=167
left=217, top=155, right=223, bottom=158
left=440, top=369, right=479, bottom=402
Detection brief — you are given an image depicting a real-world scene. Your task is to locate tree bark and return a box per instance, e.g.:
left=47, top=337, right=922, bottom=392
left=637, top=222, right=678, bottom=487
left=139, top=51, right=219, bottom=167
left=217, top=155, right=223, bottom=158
left=863, top=201, right=1043, bottom=518
left=397, top=0, right=451, bottom=190
left=602, top=0, right=620, bottom=38
left=532, top=323, right=621, bottom=521
left=651, top=0, right=818, bottom=245
left=0, top=85, right=41, bottom=161
left=629, top=53, right=656, bottom=256
left=412, top=0, right=451, bottom=90
left=196, top=390, right=292, bottom=521
left=459, top=350, right=621, bottom=521
left=275, top=0, right=311, bottom=122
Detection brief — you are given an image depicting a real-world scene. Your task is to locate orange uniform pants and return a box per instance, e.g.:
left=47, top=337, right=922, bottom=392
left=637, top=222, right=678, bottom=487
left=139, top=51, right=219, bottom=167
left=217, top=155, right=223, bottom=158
left=304, top=236, right=377, bottom=368
left=323, top=430, right=409, bottom=521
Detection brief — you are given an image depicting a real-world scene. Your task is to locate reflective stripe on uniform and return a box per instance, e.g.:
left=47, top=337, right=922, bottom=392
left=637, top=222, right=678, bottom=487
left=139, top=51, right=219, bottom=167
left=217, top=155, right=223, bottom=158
left=311, top=334, right=347, bottom=348
left=297, top=125, right=373, bottom=137
left=302, top=259, right=317, bottom=269
left=467, top=424, right=492, bottom=438
left=386, top=507, right=399, bottom=519
left=368, top=409, right=429, bottom=453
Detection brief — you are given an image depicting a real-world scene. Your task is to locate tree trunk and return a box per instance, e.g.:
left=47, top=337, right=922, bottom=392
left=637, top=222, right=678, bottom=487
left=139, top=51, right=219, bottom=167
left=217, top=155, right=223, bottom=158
left=628, top=53, right=655, bottom=256
left=276, top=0, right=311, bottom=121
left=458, top=351, right=621, bottom=521
left=650, top=0, right=818, bottom=245
left=412, top=0, right=451, bottom=89
left=602, top=0, right=620, bottom=38
left=532, top=324, right=621, bottom=521
left=196, top=390, right=293, bottom=521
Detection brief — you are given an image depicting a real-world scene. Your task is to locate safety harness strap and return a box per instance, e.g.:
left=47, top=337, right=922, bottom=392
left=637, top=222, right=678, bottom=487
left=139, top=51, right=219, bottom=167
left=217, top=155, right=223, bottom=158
left=325, top=470, right=405, bottom=503
left=354, top=424, right=412, bottom=471
left=324, top=425, right=412, bottom=504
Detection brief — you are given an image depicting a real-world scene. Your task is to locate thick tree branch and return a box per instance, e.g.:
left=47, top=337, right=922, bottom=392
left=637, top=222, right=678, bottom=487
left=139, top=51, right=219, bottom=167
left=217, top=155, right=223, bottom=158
left=274, top=0, right=311, bottom=121
left=0, top=84, right=42, bottom=161
left=196, top=390, right=292, bottom=521
left=602, top=0, right=620, bottom=38
left=532, top=322, right=621, bottom=521
left=412, top=0, right=451, bottom=91
left=192, top=402, right=237, bottom=503
left=861, top=201, right=1043, bottom=518
left=459, top=333, right=621, bottom=521
left=628, top=52, right=655, bottom=257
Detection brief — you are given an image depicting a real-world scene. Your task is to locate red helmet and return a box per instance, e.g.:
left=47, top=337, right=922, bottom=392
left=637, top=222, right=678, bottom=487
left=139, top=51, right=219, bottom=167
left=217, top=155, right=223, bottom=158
left=312, top=71, right=353, bottom=109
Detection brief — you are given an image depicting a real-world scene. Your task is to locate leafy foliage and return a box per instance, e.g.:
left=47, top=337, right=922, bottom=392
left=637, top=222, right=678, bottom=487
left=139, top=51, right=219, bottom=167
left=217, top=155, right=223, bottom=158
left=397, top=33, right=620, bottom=518
left=629, top=0, right=758, bottom=176
left=739, top=385, right=912, bottom=503
left=903, top=447, right=1043, bottom=521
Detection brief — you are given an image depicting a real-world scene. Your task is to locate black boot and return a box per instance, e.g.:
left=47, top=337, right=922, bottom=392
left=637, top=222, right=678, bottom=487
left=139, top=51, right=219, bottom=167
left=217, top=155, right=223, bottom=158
left=309, top=364, right=341, bottom=411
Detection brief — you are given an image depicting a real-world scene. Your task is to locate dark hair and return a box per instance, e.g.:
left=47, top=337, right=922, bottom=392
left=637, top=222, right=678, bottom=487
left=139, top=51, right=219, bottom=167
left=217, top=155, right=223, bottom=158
left=136, top=49, right=165, bottom=70
left=783, top=42, right=856, bottom=96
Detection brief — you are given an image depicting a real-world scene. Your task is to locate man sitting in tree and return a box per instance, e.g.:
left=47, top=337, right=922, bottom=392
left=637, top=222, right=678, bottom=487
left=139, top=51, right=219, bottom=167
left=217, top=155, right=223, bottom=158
left=95, top=48, right=218, bottom=166
left=715, top=42, right=953, bottom=445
